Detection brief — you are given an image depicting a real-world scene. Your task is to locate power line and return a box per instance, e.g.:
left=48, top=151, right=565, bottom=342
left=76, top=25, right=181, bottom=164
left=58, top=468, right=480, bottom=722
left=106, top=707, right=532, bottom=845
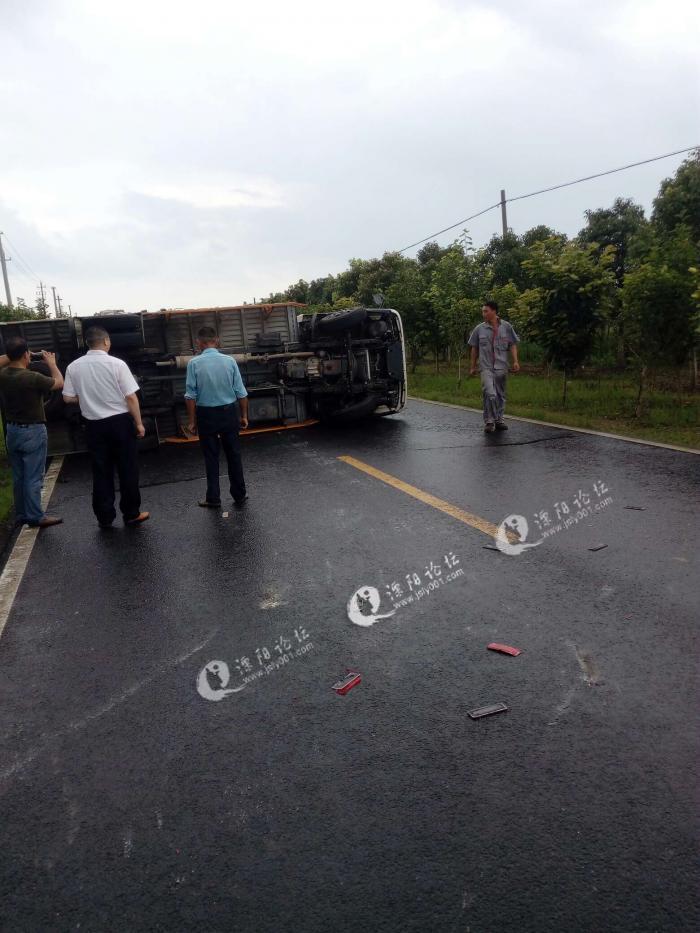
left=10, top=254, right=38, bottom=283
left=9, top=267, right=37, bottom=290
left=507, top=146, right=699, bottom=205
left=5, top=253, right=37, bottom=286
left=2, top=233, right=41, bottom=281
left=398, top=202, right=501, bottom=254
left=398, top=145, right=699, bottom=254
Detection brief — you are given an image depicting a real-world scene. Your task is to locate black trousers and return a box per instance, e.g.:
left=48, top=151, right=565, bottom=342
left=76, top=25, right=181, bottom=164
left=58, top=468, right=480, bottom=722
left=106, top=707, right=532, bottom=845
left=197, top=403, right=246, bottom=504
left=84, top=412, right=141, bottom=524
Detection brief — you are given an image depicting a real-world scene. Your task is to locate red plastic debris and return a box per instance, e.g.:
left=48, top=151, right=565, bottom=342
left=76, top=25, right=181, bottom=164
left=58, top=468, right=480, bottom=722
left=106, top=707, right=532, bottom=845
left=332, top=671, right=362, bottom=695
left=487, top=643, right=522, bottom=657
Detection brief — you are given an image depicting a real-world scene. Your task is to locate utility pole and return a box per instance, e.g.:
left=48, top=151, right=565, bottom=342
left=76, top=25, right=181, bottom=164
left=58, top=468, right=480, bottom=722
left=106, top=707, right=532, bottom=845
left=37, top=282, right=48, bottom=317
left=500, top=189, right=508, bottom=238
left=68, top=304, right=72, bottom=317
left=52, top=286, right=59, bottom=317
left=57, top=293, right=64, bottom=317
left=0, top=232, right=13, bottom=308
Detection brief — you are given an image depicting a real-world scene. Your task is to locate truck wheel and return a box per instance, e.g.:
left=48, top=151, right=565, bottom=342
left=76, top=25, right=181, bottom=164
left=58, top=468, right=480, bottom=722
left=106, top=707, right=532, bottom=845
left=319, top=394, right=379, bottom=422
left=315, top=307, right=367, bottom=335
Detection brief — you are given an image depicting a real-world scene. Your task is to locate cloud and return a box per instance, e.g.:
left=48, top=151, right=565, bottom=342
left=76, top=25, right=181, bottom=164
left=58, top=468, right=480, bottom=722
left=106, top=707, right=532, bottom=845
left=0, top=0, right=698, bottom=312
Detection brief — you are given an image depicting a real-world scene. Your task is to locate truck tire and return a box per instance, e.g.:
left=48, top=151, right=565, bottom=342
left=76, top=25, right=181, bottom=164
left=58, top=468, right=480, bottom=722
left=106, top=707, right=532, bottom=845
left=315, top=307, right=367, bottom=335
left=320, top=393, right=379, bottom=422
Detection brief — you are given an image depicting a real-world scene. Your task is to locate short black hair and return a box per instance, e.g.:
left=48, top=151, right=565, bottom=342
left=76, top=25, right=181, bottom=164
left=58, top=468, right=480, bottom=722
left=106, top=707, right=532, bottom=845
left=484, top=300, right=499, bottom=312
left=197, top=326, right=217, bottom=341
left=5, top=336, right=29, bottom=361
left=85, top=327, right=110, bottom=347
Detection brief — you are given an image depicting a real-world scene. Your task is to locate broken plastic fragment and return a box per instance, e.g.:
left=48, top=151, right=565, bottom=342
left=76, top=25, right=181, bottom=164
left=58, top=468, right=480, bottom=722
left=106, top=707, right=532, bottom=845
left=468, top=702, right=508, bottom=720
left=222, top=511, right=229, bottom=518
left=588, top=544, right=608, bottom=552
left=487, top=643, right=521, bottom=657
left=332, top=671, right=361, bottom=695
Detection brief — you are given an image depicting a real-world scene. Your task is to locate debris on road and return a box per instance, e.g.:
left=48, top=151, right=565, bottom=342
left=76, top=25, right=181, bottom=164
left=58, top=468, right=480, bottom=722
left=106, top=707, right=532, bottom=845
left=574, top=646, right=604, bottom=686
left=468, top=702, right=508, bottom=720
left=222, top=511, right=229, bottom=518
left=487, top=643, right=522, bottom=656
left=624, top=506, right=647, bottom=511
left=332, top=671, right=362, bottom=695
left=588, top=544, right=608, bottom=552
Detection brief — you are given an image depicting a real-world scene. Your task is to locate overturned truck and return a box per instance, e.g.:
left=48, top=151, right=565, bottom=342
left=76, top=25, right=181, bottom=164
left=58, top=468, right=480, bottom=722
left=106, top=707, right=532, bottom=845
left=0, top=303, right=407, bottom=456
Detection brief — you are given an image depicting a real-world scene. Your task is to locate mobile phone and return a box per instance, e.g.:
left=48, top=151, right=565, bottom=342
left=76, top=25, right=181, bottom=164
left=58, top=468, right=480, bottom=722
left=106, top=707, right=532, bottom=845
left=468, top=702, right=508, bottom=719
left=30, top=351, right=44, bottom=360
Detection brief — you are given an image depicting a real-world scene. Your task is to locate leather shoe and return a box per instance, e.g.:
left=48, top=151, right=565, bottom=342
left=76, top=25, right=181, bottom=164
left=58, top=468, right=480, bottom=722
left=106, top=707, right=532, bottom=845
left=125, top=511, right=150, bottom=525
left=234, top=495, right=249, bottom=507
left=198, top=500, right=221, bottom=508
left=33, top=516, right=63, bottom=528
left=495, top=421, right=508, bottom=431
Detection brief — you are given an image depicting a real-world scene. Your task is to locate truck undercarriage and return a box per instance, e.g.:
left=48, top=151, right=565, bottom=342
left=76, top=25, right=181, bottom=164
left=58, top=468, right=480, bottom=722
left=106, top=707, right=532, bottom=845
left=0, top=303, right=407, bottom=456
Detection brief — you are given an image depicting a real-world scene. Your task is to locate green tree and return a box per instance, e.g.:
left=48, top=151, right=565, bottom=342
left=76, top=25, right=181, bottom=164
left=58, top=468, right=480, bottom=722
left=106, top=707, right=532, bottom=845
left=579, top=198, right=647, bottom=289
left=622, top=233, right=697, bottom=413
left=285, top=279, right=310, bottom=303
left=521, top=225, right=567, bottom=249
left=308, top=276, right=336, bottom=305
left=520, top=241, right=615, bottom=405
left=428, top=247, right=479, bottom=384
left=383, top=260, right=426, bottom=372
left=477, top=232, right=528, bottom=290
left=652, top=150, right=700, bottom=244
left=578, top=198, right=648, bottom=366
left=0, top=300, right=40, bottom=322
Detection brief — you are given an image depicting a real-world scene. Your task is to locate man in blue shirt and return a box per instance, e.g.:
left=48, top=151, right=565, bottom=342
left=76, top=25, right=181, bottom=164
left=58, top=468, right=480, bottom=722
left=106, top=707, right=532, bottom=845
left=184, top=326, right=249, bottom=508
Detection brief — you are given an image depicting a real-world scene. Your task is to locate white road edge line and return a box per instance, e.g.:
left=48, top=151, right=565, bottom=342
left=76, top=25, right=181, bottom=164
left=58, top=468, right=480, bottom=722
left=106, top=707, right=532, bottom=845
left=0, top=456, right=64, bottom=640
left=407, top=396, right=699, bottom=455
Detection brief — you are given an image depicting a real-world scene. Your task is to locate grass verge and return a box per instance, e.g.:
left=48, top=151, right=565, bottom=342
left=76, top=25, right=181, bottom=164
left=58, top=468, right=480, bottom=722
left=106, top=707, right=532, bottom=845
left=409, top=367, right=699, bottom=450
left=0, top=432, right=13, bottom=526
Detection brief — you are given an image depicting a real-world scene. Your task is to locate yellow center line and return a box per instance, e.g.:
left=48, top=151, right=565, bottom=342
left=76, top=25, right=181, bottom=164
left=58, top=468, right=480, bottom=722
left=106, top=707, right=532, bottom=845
left=338, top=455, right=500, bottom=539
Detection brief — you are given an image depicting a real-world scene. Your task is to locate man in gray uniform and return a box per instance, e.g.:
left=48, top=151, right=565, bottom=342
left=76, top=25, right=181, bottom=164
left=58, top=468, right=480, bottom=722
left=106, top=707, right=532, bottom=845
left=468, top=300, right=520, bottom=432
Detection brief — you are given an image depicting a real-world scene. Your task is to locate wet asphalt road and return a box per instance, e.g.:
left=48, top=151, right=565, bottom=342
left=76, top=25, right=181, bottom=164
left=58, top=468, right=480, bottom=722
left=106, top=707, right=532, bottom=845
left=0, top=399, right=698, bottom=933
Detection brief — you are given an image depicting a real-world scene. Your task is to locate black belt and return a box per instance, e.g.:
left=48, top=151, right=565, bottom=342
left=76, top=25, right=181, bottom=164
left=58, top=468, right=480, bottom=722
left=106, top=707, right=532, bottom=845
left=7, top=421, right=42, bottom=427
left=196, top=402, right=238, bottom=411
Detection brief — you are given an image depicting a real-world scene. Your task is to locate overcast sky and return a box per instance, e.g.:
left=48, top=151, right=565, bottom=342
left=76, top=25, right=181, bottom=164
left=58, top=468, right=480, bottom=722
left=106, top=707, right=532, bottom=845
left=1, top=0, right=698, bottom=314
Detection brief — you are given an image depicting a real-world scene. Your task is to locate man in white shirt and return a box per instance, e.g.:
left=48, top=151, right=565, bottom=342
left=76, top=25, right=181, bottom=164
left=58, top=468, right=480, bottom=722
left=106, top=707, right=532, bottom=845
left=63, top=327, right=150, bottom=527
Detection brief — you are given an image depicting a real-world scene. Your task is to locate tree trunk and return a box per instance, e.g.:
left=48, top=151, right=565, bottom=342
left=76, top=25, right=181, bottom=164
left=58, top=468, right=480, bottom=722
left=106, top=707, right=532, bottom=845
left=692, top=348, right=698, bottom=391
left=457, top=353, right=462, bottom=388
left=434, top=347, right=439, bottom=375
left=635, top=365, right=647, bottom=418
left=615, top=318, right=626, bottom=370
left=562, top=369, right=568, bottom=409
